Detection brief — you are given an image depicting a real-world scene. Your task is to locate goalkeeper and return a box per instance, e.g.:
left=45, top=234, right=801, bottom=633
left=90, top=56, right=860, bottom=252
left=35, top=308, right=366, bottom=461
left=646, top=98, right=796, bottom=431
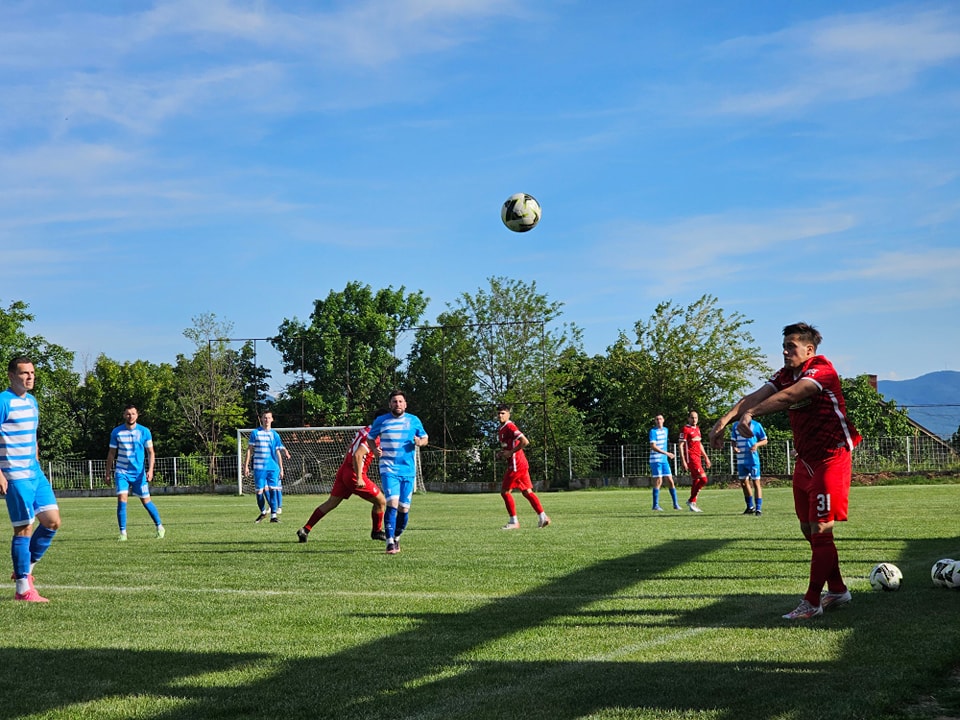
left=296, top=410, right=387, bottom=543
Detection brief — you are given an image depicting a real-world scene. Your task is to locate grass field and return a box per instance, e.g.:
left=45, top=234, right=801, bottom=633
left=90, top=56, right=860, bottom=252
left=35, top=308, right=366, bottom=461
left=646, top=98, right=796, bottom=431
left=2, top=485, right=959, bottom=720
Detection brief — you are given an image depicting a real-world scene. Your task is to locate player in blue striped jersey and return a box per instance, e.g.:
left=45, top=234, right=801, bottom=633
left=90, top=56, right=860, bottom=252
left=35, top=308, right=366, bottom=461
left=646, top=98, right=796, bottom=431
left=649, top=414, right=681, bottom=511
left=244, top=410, right=288, bottom=523
left=367, top=390, right=427, bottom=554
left=1, top=357, right=61, bottom=602
left=732, top=418, right=768, bottom=515
left=106, top=405, right=165, bottom=540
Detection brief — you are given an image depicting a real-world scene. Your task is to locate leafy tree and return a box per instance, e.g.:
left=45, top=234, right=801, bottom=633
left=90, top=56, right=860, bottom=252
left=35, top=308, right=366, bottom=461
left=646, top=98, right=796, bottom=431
left=445, top=277, right=577, bottom=403
left=272, top=282, right=428, bottom=425
left=842, top=375, right=913, bottom=438
left=404, top=316, right=484, bottom=449
left=75, top=355, right=180, bottom=458
left=236, top=341, right=273, bottom=429
left=0, top=299, right=79, bottom=458
left=580, top=295, right=770, bottom=444
left=411, top=277, right=590, bottom=483
left=175, top=314, right=248, bottom=469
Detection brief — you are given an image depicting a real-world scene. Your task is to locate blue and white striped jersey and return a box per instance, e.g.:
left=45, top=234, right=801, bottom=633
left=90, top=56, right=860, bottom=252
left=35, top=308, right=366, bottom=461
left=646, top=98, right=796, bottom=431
left=0, top=388, right=41, bottom=483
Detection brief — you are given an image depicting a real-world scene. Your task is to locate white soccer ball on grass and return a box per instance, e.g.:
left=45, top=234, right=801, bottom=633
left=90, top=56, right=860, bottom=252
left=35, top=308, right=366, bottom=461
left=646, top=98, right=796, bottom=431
left=931, top=558, right=956, bottom=588
left=869, top=562, right=903, bottom=591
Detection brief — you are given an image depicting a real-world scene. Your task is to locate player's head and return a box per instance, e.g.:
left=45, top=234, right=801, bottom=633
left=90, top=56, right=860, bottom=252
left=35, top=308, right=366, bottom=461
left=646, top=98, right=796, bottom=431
left=654, top=414, right=665, bottom=428
left=388, top=390, right=407, bottom=416
left=782, top=322, right=821, bottom=369
left=7, top=356, right=35, bottom=395
left=123, top=404, right=139, bottom=427
left=260, top=410, right=274, bottom=427
left=687, top=410, right=699, bottom=426
left=497, top=403, right=512, bottom=422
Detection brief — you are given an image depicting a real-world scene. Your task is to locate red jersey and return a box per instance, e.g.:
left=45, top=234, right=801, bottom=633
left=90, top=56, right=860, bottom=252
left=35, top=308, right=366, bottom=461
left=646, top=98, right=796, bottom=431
left=767, top=355, right=861, bottom=463
left=679, top=425, right=705, bottom=463
left=338, top=426, right=377, bottom=478
left=499, top=421, right=529, bottom=472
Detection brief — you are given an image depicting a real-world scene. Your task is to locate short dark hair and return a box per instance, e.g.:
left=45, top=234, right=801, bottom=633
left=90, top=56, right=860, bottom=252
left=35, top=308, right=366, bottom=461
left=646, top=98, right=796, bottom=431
left=124, top=404, right=138, bottom=412
left=497, top=403, right=512, bottom=412
left=7, top=356, right=32, bottom=373
left=388, top=389, right=406, bottom=401
left=783, top=322, right=822, bottom=350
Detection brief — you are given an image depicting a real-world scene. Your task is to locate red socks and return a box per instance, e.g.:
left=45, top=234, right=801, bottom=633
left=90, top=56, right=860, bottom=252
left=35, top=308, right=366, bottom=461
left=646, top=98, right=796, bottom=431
left=304, top=507, right=328, bottom=531
left=805, top=532, right=842, bottom=605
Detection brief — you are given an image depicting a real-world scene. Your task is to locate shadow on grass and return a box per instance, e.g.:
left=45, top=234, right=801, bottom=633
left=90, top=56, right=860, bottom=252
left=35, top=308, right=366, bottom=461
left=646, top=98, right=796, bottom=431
left=2, top=536, right=959, bottom=719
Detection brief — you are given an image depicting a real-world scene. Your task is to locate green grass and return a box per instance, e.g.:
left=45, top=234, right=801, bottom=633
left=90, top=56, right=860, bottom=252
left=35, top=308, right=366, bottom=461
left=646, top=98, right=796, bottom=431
left=1, top=485, right=959, bottom=720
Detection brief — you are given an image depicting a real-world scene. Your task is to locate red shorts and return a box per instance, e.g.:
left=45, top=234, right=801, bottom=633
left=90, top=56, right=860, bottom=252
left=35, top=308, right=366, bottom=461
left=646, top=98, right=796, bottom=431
left=792, top=448, right=851, bottom=523
left=502, top=467, right=533, bottom=492
left=331, top=467, right=382, bottom=502
left=688, top=462, right=708, bottom=482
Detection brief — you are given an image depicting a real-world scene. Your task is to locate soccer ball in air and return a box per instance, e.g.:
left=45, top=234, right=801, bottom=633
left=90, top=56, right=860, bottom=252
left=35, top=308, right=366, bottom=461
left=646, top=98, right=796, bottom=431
left=501, top=193, right=541, bottom=233
left=869, top=562, right=903, bottom=591
left=931, top=558, right=956, bottom=588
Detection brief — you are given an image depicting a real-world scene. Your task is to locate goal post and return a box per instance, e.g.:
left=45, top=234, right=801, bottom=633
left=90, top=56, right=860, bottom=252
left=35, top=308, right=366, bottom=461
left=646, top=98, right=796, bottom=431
left=236, top=426, right=426, bottom=496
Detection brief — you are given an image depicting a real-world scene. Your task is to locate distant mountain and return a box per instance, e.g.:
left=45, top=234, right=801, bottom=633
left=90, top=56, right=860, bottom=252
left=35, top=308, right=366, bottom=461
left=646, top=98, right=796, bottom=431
left=877, top=371, right=960, bottom=439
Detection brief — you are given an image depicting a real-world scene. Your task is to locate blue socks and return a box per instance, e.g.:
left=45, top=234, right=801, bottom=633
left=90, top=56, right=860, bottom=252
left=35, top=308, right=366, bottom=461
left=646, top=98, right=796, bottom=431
left=395, top=509, right=409, bottom=537
left=29, top=525, right=56, bottom=563
left=11, top=536, right=30, bottom=578
left=143, top=500, right=162, bottom=526
left=120, top=499, right=162, bottom=529
left=384, top=506, right=398, bottom=539
left=669, top=488, right=679, bottom=508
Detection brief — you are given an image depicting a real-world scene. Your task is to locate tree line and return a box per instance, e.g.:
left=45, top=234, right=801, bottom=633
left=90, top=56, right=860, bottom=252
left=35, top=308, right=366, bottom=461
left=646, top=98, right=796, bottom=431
left=1, top=278, right=926, bottom=479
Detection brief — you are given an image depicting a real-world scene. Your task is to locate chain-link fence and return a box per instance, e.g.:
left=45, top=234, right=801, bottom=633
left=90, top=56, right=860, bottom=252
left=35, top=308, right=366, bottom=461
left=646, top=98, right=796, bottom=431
left=44, top=456, right=240, bottom=492
left=42, top=435, right=959, bottom=493
left=559, top=435, right=960, bottom=482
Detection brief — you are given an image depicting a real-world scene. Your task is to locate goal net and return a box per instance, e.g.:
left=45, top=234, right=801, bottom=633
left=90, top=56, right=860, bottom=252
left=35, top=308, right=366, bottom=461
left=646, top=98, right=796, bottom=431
left=236, top=426, right=426, bottom=495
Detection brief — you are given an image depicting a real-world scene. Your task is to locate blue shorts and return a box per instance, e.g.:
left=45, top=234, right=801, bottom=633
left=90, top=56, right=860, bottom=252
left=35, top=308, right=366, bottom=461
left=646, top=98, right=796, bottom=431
left=738, top=465, right=761, bottom=480
left=649, top=459, right=672, bottom=478
left=115, top=472, right=151, bottom=498
left=5, top=475, right=58, bottom=528
left=254, top=469, right=280, bottom=492
left=381, top=474, right=415, bottom=508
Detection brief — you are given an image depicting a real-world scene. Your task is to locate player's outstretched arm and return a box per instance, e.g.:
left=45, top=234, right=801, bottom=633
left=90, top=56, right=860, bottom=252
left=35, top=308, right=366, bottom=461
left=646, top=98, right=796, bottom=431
left=710, top=385, right=774, bottom=449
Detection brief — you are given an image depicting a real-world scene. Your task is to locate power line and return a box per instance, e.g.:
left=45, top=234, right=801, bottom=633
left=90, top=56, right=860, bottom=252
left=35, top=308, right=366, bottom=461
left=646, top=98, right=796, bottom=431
left=898, top=403, right=960, bottom=408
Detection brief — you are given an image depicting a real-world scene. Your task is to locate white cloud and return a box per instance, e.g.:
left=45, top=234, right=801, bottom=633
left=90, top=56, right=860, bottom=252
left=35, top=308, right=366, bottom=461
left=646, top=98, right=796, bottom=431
left=712, top=6, right=960, bottom=114
left=60, top=62, right=288, bottom=135
left=598, top=206, right=858, bottom=293
left=828, top=246, right=960, bottom=281
left=129, top=0, right=522, bottom=67
left=0, top=142, right=135, bottom=183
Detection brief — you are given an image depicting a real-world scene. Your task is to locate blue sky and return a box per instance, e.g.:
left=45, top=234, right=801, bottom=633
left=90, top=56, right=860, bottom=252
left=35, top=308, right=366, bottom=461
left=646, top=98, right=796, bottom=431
left=4, top=1, right=959, bottom=391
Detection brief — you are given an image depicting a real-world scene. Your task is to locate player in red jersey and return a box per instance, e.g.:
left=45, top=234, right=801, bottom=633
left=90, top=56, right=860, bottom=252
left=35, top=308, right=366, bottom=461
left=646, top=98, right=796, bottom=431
left=296, top=414, right=387, bottom=543
left=709, top=323, right=861, bottom=620
left=497, top=404, right=550, bottom=530
left=679, top=410, right=712, bottom=512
